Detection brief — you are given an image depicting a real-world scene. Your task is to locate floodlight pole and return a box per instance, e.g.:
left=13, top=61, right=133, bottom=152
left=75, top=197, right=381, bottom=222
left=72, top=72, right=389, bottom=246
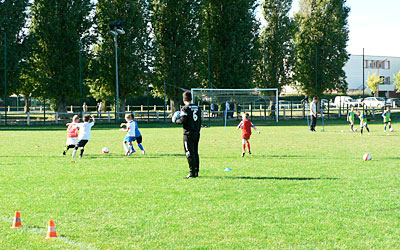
left=4, top=32, right=7, bottom=125
left=362, top=48, right=365, bottom=112
left=113, top=34, right=120, bottom=121
left=79, top=38, right=83, bottom=113
left=315, top=45, right=318, bottom=98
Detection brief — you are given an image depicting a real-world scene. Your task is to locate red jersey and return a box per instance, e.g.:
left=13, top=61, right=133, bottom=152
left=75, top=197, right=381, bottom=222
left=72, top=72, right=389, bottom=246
left=238, top=119, right=254, bottom=140
left=67, top=123, right=79, bottom=138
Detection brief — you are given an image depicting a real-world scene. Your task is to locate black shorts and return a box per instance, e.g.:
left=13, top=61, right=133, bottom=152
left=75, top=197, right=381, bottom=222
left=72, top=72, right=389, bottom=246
left=77, top=140, right=88, bottom=147
left=135, top=136, right=142, bottom=144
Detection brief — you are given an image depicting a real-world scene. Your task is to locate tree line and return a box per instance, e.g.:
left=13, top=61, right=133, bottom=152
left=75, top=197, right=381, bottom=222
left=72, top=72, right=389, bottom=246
left=0, top=0, right=349, bottom=112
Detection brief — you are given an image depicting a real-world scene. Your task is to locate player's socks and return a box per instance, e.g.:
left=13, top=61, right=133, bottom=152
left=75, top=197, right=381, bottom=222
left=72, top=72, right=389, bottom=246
left=351, top=125, right=354, bottom=131
left=384, top=125, right=387, bottom=131
left=72, top=149, right=78, bottom=158
left=138, top=144, right=144, bottom=152
left=366, top=127, right=370, bottom=133
left=360, top=128, right=363, bottom=135
left=123, top=142, right=129, bottom=153
left=130, top=144, right=136, bottom=153
left=80, top=148, right=84, bottom=158
left=246, top=141, right=251, bottom=152
left=242, top=144, right=246, bottom=151
left=389, top=124, right=392, bottom=129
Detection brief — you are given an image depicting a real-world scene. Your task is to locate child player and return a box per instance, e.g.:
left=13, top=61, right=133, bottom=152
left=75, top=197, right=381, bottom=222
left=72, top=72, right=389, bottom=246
left=120, top=114, right=145, bottom=156
left=237, top=113, right=260, bottom=157
left=72, top=114, right=95, bottom=160
left=356, top=110, right=370, bottom=135
left=382, top=106, right=392, bottom=132
left=347, top=106, right=355, bottom=132
left=62, top=115, right=79, bottom=155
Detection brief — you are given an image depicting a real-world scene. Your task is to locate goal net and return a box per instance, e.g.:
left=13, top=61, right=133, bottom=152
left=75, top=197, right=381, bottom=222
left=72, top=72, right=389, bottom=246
left=191, top=88, right=279, bottom=123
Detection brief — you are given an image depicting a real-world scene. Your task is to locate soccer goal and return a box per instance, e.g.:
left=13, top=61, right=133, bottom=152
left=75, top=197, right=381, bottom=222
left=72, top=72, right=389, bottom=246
left=191, top=88, right=279, bottom=124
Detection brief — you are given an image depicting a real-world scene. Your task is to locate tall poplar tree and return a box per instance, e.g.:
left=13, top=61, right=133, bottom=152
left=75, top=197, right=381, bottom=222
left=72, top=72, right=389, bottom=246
left=88, top=0, right=149, bottom=112
left=259, top=0, right=294, bottom=90
left=204, top=0, right=259, bottom=89
left=0, top=0, right=30, bottom=99
left=152, top=0, right=202, bottom=111
left=294, top=0, right=350, bottom=97
left=29, top=0, right=93, bottom=112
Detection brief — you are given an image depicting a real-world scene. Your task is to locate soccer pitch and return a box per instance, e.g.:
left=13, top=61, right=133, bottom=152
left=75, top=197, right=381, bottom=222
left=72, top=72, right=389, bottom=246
left=0, top=121, right=399, bottom=249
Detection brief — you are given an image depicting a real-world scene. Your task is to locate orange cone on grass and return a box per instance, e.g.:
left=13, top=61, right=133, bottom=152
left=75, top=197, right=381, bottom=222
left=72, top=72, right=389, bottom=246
left=11, top=211, right=22, bottom=228
left=46, top=220, right=57, bottom=238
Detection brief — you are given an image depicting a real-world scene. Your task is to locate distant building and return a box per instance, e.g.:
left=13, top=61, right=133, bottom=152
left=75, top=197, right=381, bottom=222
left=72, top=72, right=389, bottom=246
left=344, top=55, right=400, bottom=97
left=281, top=54, right=400, bottom=97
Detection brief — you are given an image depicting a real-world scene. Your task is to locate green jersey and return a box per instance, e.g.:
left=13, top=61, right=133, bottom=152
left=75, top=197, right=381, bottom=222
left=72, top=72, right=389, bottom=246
left=359, top=113, right=367, bottom=125
left=348, top=111, right=355, bottom=121
left=382, top=111, right=391, bottom=123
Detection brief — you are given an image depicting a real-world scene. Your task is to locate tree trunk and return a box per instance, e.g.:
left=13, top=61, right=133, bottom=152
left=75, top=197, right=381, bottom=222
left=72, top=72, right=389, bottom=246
left=102, top=100, right=107, bottom=112
left=170, top=97, right=180, bottom=112
left=24, top=95, right=30, bottom=113
left=120, top=99, right=126, bottom=118
left=56, top=99, right=68, bottom=118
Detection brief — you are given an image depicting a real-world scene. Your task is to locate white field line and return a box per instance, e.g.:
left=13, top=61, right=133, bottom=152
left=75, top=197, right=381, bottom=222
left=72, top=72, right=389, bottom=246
left=1, top=215, right=98, bottom=250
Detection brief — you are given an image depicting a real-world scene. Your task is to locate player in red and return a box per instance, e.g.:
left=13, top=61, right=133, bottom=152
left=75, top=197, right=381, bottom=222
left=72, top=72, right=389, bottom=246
left=237, top=113, right=260, bottom=157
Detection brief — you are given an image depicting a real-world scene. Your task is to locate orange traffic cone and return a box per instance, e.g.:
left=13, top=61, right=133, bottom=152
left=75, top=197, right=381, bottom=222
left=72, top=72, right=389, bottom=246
left=11, top=211, right=22, bottom=228
left=46, top=220, right=57, bottom=238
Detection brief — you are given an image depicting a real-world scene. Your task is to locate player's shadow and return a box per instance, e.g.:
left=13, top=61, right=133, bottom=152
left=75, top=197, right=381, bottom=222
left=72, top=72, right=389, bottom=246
left=204, top=176, right=339, bottom=181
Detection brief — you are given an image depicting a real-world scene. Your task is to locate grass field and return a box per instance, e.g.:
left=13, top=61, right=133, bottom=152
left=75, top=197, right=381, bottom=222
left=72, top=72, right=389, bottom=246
left=0, top=120, right=399, bottom=249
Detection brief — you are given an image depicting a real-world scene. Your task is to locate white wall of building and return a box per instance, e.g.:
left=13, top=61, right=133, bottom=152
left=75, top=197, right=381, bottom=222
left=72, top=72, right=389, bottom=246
left=344, top=55, right=400, bottom=90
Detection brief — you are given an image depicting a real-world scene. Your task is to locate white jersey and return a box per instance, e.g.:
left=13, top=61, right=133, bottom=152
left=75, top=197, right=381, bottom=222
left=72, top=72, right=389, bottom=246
left=126, top=120, right=136, bottom=137
left=77, top=122, right=94, bottom=140
left=310, top=102, right=317, bottom=117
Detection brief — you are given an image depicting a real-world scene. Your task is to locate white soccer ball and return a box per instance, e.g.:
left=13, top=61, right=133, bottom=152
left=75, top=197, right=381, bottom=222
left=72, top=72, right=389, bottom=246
left=102, top=147, right=110, bottom=154
left=363, top=153, right=372, bottom=161
left=390, top=127, right=394, bottom=132
left=354, top=128, right=358, bottom=132
left=172, top=111, right=181, bottom=123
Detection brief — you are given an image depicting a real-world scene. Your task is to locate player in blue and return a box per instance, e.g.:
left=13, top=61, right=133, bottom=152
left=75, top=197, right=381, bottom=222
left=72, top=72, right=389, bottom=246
left=120, top=114, right=145, bottom=155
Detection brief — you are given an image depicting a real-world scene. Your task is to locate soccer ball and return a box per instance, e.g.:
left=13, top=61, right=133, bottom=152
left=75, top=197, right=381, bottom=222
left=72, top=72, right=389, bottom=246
left=363, top=153, right=372, bottom=161
left=102, top=147, right=110, bottom=154
left=172, top=111, right=181, bottom=123
left=354, top=128, right=358, bottom=132
left=390, top=127, right=394, bottom=132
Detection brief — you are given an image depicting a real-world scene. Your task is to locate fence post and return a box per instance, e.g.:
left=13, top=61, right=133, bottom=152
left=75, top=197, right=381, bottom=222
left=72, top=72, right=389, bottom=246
left=141, top=105, right=144, bottom=112
left=55, top=112, right=58, bottom=124
left=8, top=106, right=10, bottom=112
left=127, top=105, right=130, bottom=112
left=372, top=108, right=375, bottom=117
left=27, top=112, right=30, bottom=126
left=0, top=113, right=1, bottom=125
left=156, top=111, right=159, bottom=121
left=290, top=100, right=293, bottom=119
left=108, top=111, right=111, bottom=123
left=154, top=105, right=157, bottom=111
left=328, top=101, right=330, bottom=119
left=283, top=108, right=286, bottom=119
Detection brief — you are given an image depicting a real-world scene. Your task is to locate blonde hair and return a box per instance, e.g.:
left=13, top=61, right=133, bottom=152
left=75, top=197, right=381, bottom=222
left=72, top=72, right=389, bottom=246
left=125, top=114, right=133, bottom=120
left=72, top=115, right=79, bottom=122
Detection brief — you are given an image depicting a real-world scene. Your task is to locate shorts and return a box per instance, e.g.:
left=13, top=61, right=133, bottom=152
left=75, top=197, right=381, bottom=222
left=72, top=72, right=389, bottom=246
left=76, top=140, right=89, bottom=148
left=124, top=136, right=136, bottom=143
left=349, top=119, right=354, bottom=125
left=242, top=134, right=251, bottom=140
left=360, top=123, right=368, bottom=128
left=66, top=137, right=78, bottom=146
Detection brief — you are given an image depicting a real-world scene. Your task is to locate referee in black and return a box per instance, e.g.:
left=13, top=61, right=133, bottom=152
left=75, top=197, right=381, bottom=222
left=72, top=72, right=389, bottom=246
left=175, top=91, right=201, bottom=178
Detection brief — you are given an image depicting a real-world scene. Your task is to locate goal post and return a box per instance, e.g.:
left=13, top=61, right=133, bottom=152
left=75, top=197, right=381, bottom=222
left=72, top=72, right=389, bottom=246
left=191, top=88, right=279, bottom=123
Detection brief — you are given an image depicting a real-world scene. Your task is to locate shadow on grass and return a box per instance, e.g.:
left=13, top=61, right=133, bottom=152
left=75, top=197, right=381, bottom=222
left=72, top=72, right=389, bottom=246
left=203, top=176, right=339, bottom=181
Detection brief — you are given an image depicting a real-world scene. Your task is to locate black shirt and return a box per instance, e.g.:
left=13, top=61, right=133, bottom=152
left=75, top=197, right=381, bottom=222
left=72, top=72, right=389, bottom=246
left=176, top=104, right=202, bottom=135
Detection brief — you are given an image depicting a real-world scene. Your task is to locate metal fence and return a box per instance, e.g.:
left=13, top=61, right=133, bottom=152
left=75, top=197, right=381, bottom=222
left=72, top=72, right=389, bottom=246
left=0, top=102, right=395, bottom=125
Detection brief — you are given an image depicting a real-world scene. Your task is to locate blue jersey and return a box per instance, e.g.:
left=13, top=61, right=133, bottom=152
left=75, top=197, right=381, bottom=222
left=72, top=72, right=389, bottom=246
left=133, top=120, right=141, bottom=137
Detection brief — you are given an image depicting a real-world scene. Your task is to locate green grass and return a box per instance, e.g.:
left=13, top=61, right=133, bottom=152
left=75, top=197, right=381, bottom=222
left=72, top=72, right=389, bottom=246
left=0, top=120, right=399, bottom=249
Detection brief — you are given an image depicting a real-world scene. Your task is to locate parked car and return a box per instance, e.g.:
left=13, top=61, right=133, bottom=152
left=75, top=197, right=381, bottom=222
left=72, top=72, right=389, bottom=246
left=347, top=98, right=362, bottom=107
left=321, top=99, right=335, bottom=108
left=363, top=97, right=385, bottom=108
left=334, top=96, right=353, bottom=107
left=386, top=98, right=400, bottom=107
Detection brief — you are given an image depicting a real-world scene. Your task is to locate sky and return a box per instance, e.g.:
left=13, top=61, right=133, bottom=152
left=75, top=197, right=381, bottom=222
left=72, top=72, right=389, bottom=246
left=256, top=0, right=400, bottom=57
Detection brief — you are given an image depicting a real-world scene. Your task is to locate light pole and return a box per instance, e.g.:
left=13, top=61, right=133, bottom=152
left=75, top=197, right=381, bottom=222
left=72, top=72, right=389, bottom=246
left=4, top=32, right=7, bottom=125
left=79, top=37, right=83, bottom=113
left=109, top=21, right=125, bottom=120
